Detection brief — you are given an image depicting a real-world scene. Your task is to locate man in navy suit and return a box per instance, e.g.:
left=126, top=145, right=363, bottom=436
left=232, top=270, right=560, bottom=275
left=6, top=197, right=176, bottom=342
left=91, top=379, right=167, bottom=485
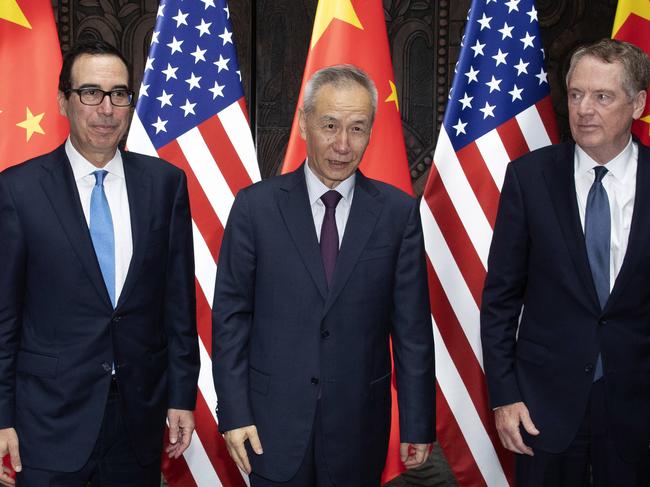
left=212, top=65, right=435, bottom=486
left=0, top=40, right=199, bottom=486
left=481, top=39, right=650, bottom=486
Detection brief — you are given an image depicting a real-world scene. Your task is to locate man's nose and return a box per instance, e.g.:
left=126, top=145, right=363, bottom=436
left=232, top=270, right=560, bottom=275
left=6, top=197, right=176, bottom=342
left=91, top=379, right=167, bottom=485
left=97, top=93, right=114, bottom=114
left=332, top=130, right=350, bottom=153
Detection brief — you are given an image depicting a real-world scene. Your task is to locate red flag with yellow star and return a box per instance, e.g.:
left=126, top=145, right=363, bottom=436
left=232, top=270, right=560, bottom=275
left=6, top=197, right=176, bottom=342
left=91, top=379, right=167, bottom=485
left=282, top=0, right=413, bottom=482
left=282, top=0, right=412, bottom=195
left=0, top=0, right=68, bottom=170
left=612, top=0, right=650, bottom=145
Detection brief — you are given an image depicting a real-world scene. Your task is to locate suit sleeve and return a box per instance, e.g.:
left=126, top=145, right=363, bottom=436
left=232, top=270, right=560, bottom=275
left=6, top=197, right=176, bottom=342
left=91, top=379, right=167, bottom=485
left=480, top=162, right=529, bottom=408
left=164, top=170, right=200, bottom=410
left=391, top=198, right=436, bottom=443
left=212, top=189, right=256, bottom=432
left=0, top=174, right=26, bottom=428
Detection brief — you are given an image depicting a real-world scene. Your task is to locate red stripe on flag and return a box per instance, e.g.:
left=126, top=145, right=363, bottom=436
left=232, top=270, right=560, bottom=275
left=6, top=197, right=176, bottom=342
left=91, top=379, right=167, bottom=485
left=423, top=167, right=486, bottom=306
left=194, top=391, right=248, bottom=486
left=158, top=141, right=225, bottom=263
left=536, top=96, right=560, bottom=145
left=198, top=110, right=254, bottom=197
left=161, top=431, right=199, bottom=487
left=497, top=118, right=529, bottom=163
left=238, top=98, right=251, bottom=124
left=455, top=142, right=501, bottom=228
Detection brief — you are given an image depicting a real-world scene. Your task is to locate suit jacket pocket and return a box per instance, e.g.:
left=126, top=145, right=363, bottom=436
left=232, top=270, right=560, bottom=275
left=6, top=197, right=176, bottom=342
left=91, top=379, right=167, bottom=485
left=358, top=245, right=396, bottom=262
left=516, top=338, right=548, bottom=366
left=16, top=350, right=58, bottom=378
left=249, top=367, right=270, bottom=396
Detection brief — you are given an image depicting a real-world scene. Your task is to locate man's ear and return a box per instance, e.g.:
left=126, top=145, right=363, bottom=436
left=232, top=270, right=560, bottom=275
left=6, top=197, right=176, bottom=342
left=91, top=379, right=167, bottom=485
left=632, top=90, right=647, bottom=120
left=298, top=108, right=307, bottom=141
left=57, top=90, right=67, bottom=117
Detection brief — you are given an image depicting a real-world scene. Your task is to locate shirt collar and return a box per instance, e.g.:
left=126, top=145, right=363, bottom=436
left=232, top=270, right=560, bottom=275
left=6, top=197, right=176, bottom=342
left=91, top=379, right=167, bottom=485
left=65, top=137, right=125, bottom=182
left=304, top=160, right=355, bottom=206
left=575, top=136, right=635, bottom=183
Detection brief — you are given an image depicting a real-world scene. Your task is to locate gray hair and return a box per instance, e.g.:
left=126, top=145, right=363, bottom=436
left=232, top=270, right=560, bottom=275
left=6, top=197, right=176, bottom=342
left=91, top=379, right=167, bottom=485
left=566, top=38, right=650, bottom=99
left=302, top=64, right=378, bottom=122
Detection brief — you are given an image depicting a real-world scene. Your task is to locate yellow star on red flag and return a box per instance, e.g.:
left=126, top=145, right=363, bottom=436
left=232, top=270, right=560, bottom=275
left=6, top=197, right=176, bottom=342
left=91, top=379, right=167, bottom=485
left=311, top=0, right=363, bottom=48
left=0, top=0, right=32, bottom=29
left=612, top=0, right=650, bottom=36
left=16, top=107, right=46, bottom=141
left=385, top=80, right=400, bottom=111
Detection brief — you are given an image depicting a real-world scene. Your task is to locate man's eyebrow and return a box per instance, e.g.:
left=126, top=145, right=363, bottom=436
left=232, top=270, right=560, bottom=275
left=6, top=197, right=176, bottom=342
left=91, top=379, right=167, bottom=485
left=75, top=83, right=130, bottom=90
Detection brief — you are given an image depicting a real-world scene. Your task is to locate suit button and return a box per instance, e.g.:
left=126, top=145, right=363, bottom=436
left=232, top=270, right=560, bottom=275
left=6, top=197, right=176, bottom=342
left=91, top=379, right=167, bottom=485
left=321, top=330, right=330, bottom=339
left=599, top=319, right=607, bottom=326
left=584, top=364, right=594, bottom=373
left=101, top=362, right=112, bottom=372
left=311, top=377, right=319, bottom=385
left=112, top=315, right=122, bottom=323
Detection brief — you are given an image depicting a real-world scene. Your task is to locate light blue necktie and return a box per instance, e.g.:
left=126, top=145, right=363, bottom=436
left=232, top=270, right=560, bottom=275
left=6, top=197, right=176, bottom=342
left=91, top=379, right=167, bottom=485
left=585, top=166, right=609, bottom=381
left=90, top=170, right=116, bottom=307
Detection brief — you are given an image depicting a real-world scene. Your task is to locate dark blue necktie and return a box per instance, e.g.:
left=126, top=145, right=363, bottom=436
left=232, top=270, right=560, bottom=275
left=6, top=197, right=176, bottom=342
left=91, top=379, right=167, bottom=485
left=585, top=165, right=609, bottom=381
left=90, top=170, right=116, bottom=307
left=320, top=190, right=342, bottom=287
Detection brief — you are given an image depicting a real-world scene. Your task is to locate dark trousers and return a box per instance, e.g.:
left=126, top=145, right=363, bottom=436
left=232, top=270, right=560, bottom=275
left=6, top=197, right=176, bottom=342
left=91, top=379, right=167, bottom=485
left=17, top=382, right=161, bottom=487
left=250, top=402, right=335, bottom=487
left=516, top=379, right=650, bottom=487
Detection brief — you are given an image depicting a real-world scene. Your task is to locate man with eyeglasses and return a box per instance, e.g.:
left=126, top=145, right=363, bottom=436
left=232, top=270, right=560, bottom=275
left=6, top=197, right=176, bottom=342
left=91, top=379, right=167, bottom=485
left=0, top=40, right=199, bottom=486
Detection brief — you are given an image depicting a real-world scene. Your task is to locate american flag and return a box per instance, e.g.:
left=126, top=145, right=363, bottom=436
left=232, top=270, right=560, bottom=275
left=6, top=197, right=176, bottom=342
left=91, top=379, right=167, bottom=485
left=421, top=0, right=558, bottom=485
left=126, top=1, right=259, bottom=485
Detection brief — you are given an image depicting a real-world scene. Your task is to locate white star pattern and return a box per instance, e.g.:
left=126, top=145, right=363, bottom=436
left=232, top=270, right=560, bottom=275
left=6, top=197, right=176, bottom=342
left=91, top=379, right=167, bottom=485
left=477, top=13, right=492, bottom=30
left=209, top=81, right=225, bottom=98
left=180, top=99, right=197, bottom=117
left=535, top=68, right=548, bottom=84
left=190, top=45, right=207, bottom=63
left=167, top=36, right=184, bottom=55
left=459, top=92, right=473, bottom=110
left=520, top=32, right=535, bottom=49
left=185, top=73, right=202, bottom=90
left=157, top=90, right=173, bottom=108
left=139, top=83, right=149, bottom=97
left=514, top=58, right=529, bottom=75
left=505, top=0, right=520, bottom=13
left=471, top=40, right=486, bottom=57
left=200, top=0, right=215, bottom=9
left=157, top=4, right=165, bottom=17
left=214, top=55, right=230, bottom=72
left=527, top=6, right=538, bottom=23
left=145, top=57, right=154, bottom=71
left=492, top=48, right=508, bottom=66
left=152, top=116, right=168, bottom=133
left=453, top=118, right=468, bottom=135
left=162, top=63, right=179, bottom=81
left=173, top=9, right=189, bottom=28
left=479, top=101, right=496, bottom=119
left=195, top=19, right=212, bottom=37
left=509, top=84, right=524, bottom=101
left=498, top=22, right=514, bottom=40
left=218, top=27, right=233, bottom=45
left=151, top=31, right=160, bottom=44
left=224, top=6, right=229, bottom=19
left=485, top=75, right=502, bottom=93
left=465, top=66, right=480, bottom=83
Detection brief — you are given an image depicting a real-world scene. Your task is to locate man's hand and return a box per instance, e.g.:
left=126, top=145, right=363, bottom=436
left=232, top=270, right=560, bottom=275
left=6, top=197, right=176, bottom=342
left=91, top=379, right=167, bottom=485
left=400, top=442, right=431, bottom=469
left=166, top=409, right=195, bottom=459
left=494, top=401, right=539, bottom=455
left=223, top=425, right=263, bottom=474
left=0, top=428, right=20, bottom=487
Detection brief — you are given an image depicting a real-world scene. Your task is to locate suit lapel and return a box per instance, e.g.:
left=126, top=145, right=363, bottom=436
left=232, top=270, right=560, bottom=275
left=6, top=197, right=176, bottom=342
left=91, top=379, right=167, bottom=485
left=39, top=145, right=112, bottom=307
left=607, top=142, right=650, bottom=308
left=542, top=142, right=600, bottom=309
left=117, top=151, right=152, bottom=308
left=277, top=167, right=329, bottom=300
left=323, top=172, right=382, bottom=315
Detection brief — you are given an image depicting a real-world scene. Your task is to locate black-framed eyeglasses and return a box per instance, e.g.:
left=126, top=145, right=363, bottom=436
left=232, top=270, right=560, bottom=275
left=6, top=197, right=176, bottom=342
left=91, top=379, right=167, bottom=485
left=67, top=88, right=134, bottom=107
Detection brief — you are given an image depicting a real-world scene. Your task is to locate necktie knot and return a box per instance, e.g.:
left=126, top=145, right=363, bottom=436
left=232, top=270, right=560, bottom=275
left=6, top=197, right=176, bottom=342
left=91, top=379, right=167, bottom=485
left=593, top=165, right=608, bottom=184
left=93, top=170, right=108, bottom=187
left=321, top=190, right=342, bottom=209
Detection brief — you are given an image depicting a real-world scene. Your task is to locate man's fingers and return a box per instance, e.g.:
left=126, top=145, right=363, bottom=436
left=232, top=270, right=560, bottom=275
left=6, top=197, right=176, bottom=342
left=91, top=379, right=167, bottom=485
left=168, top=418, right=180, bottom=445
left=7, top=440, right=20, bottom=473
left=247, top=428, right=263, bottom=455
left=0, top=471, right=16, bottom=487
left=399, top=443, right=409, bottom=462
left=520, top=410, right=540, bottom=436
left=400, top=443, right=430, bottom=468
left=233, top=442, right=251, bottom=474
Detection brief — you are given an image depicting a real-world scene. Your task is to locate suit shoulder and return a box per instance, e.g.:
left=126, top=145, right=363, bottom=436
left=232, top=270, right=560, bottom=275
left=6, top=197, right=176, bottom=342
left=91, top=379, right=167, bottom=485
left=236, top=171, right=293, bottom=198
left=124, top=150, right=184, bottom=176
left=509, top=141, right=573, bottom=174
left=362, top=177, right=417, bottom=208
left=0, top=146, right=63, bottom=183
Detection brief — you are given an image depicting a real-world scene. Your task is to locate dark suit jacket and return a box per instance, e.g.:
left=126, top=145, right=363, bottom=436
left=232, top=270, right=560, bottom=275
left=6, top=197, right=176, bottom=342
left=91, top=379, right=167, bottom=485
left=0, top=144, right=200, bottom=471
left=481, top=140, right=650, bottom=461
left=212, top=166, right=435, bottom=485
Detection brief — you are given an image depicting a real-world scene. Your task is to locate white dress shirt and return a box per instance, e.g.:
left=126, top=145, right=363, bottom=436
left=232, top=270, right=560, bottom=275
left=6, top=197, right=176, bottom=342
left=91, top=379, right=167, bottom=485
left=304, top=161, right=355, bottom=247
left=66, top=138, right=133, bottom=303
left=574, top=137, right=637, bottom=290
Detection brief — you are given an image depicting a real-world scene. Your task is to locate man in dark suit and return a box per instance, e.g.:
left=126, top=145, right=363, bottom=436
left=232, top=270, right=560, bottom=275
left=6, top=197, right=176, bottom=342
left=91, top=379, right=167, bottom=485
left=212, top=65, right=435, bottom=486
left=481, top=38, right=650, bottom=486
left=0, top=40, right=200, bottom=486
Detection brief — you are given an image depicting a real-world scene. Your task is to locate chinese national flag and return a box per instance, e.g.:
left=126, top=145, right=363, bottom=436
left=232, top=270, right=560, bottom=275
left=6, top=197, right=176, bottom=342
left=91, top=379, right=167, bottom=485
left=612, top=0, right=650, bottom=145
left=282, top=0, right=413, bottom=483
left=0, top=0, right=68, bottom=171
